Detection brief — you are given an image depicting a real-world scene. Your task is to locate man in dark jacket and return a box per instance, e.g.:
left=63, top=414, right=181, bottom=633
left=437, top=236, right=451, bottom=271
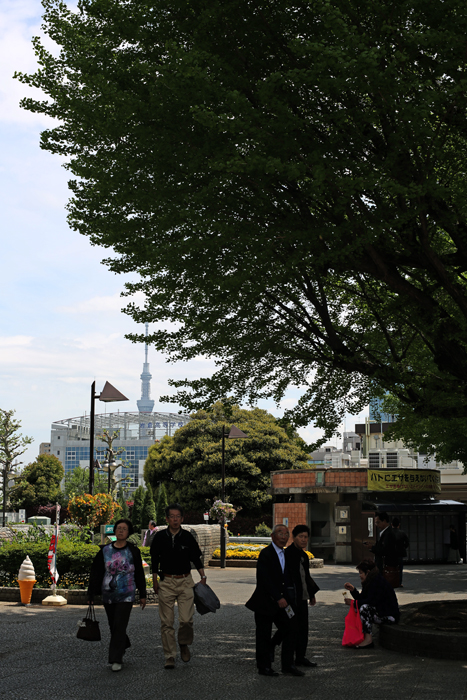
left=365, top=511, right=398, bottom=572
left=151, top=503, right=207, bottom=669
left=245, top=524, right=303, bottom=677
left=271, top=524, right=320, bottom=668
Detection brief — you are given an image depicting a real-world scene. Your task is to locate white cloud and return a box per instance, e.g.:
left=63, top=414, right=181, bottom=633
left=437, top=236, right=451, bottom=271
left=57, top=291, right=145, bottom=314
left=0, top=335, right=33, bottom=347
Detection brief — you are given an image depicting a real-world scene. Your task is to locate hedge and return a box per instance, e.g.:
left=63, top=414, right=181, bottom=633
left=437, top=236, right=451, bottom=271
left=0, top=541, right=154, bottom=588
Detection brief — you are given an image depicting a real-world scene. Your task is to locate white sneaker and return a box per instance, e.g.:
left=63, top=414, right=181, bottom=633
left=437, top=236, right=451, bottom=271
left=111, top=663, right=122, bottom=672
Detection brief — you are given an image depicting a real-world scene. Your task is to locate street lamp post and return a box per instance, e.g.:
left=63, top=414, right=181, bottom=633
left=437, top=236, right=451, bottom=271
left=88, top=381, right=128, bottom=495
left=220, top=424, right=248, bottom=569
left=101, top=451, right=121, bottom=495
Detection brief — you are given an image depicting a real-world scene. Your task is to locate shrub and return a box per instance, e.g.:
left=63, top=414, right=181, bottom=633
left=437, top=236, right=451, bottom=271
left=255, top=522, right=272, bottom=537
left=68, top=493, right=121, bottom=529
left=11, top=523, right=93, bottom=545
left=0, top=540, right=100, bottom=587
left=127, top=533, right=142, bottom=546
left=0, top=539, right=155, bottom=588
left=140, top=546, right=151, bottom=560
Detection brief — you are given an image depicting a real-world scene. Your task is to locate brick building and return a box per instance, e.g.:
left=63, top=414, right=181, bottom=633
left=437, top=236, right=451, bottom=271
left=271, top=467, right=466, bottom=564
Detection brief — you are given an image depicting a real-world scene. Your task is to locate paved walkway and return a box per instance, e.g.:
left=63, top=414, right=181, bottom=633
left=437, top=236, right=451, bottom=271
left=1, top=564, right=466, bottom=700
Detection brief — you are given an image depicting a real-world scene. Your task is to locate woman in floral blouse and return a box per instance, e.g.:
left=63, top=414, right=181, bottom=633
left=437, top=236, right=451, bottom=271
left=88, top=518, right=146, bottom=671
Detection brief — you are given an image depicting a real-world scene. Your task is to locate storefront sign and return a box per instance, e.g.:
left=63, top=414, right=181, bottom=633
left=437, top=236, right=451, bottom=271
left=368, top=469, right=441, bottom=492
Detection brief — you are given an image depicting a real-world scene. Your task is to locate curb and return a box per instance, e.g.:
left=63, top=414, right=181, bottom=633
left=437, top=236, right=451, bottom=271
left=379, top=600, right=467, bottom=660
left=207, top=558, right=324, bottom=568
left=0, top=587, right=157, bottom=606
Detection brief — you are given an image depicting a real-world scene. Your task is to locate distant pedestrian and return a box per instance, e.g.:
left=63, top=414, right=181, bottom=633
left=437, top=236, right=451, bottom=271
left=448, top=525, right=462, bottom=564
left=364, top=511, right=398, bottom=573
left=392, top=518, right=409, bottom=586
left=143, top=520, right=157, bottom=547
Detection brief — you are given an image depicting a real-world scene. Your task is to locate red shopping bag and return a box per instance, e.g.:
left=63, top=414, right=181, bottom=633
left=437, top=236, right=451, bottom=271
left=342, top=600, right=364, bottom=647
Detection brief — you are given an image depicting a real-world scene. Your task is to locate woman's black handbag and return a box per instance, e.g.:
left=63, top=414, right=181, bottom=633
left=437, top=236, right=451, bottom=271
left=77, top=603, right=101, bottom=641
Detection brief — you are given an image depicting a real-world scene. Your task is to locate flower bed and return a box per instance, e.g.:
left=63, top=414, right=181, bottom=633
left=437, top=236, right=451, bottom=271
left=211, top=545, right=314, bottom=560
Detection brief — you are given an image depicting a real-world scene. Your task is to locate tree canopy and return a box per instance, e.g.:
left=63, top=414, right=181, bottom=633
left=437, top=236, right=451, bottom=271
left=64, top=465, right=109, bottom=499
left=143, top=403, right=310, bottom=514
left=140, top=484, right=157, bottom=527
left=16, top=0, right=467, bottom=462
left=0, top=409, right=33, bottom=513
left=10, top=454, right=64, bottom=510
left=154, top=483, right=169, bottom=525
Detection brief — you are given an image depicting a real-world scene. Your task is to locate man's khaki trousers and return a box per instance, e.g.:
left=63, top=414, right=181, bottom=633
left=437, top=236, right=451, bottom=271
left=158, top=573, right=195, bottom=660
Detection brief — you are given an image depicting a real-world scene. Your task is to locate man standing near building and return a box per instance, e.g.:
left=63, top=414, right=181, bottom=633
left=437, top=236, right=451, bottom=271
left=151, top=503, right=207, bottom=669
left=143, top=520, right=157, bottom=547
left=271, top=524, right=320, bottom=667
left=392, top=517, right=409, bottom=586
left=246, top=524, right=303, bottom=677
left=365, top=511, right=398, bottom=574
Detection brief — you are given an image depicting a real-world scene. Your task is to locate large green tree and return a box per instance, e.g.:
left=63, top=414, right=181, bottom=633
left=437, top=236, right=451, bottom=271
left=130, top=485, right=145, bottom=532
left=10, top=454, right=65, bottom=510
left=144, top=403, right=309, bottom=514
left=16, top=1, right=467, bottom=462
left=0, top=410, right=33, bottom=520
left=140, top=484, right=157, bottom=527
left=64, top=466, right=109, bottom=499
left=154, top=483, right=169, bottom=526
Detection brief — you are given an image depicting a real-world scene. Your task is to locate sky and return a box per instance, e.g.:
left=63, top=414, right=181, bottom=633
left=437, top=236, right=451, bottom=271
left=0, top=0, right=368, bottom=469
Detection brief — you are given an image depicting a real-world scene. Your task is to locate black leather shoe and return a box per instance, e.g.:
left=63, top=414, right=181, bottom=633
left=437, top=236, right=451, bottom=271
left=282, top=665, right=305, bottom=676
left=258, top=667, right=279, bottom=677
left=296, top=658, right=318, bottom=667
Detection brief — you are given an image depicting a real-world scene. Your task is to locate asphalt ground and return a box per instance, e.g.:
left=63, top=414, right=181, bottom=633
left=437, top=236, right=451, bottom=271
left=1, top=563, right=466, bottom=700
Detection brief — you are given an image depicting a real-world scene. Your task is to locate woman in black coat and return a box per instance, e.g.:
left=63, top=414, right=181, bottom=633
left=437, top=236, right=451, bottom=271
left=344, top=559, right=399, bottom=649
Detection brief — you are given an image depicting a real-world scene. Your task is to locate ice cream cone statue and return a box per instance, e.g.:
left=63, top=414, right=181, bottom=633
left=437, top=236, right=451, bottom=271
left=18, top=556, right=36, bottom=605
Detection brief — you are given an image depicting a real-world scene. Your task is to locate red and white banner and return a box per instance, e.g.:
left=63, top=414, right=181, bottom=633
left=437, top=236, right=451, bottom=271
left=47, top=504, right=61, bottom=584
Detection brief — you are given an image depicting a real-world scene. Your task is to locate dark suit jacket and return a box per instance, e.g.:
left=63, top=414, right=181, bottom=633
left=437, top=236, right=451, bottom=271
left=245, top=544, right=295, bottom=616
left=394, top=528, right=409, bottom=558
left=284, top=545, right=320, bottom=602
left=371, top=526, right=398, bottom=568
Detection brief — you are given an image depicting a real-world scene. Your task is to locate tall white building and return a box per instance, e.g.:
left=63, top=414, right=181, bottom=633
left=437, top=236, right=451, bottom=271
left=50, top=324, right=190, bottom=492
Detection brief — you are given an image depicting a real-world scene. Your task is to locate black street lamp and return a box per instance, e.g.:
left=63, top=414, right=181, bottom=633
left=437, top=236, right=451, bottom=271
left=101, top=451, right=123, bottom=495
left=220, top=424, right=248, bottom=569
left=88, top=381, right=128, bottom=495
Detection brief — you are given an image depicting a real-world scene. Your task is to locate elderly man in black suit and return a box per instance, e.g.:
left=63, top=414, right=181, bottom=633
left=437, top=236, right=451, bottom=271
left=271, top=524, right=320, bottom=667
left=246, top=524, right=304, bottom=677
